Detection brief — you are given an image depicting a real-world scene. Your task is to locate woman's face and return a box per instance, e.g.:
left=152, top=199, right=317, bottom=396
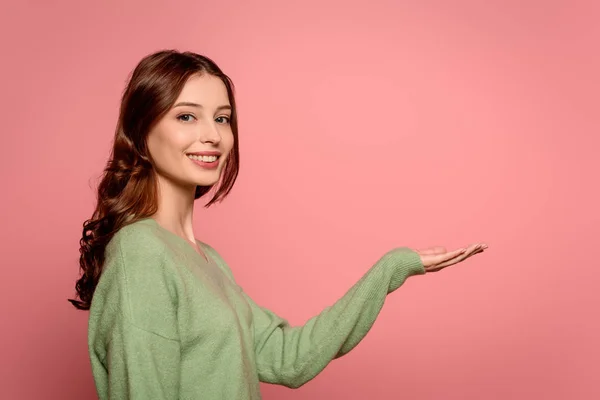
left=147, top=73, right=234, bottom=191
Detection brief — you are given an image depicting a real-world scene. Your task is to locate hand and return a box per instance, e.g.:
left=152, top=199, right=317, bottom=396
left=416, top=243, right=488, bottom=273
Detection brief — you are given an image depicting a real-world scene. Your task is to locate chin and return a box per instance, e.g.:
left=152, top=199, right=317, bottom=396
left=184, top=160, right=226, bottom=188
left=192, top=172, right=222, bottom=187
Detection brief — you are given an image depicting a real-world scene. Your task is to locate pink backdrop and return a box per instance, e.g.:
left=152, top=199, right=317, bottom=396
left=1, top=1, right=598, bottom=399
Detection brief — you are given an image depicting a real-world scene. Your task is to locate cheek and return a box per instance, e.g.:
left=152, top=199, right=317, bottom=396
left=222, top=130, right=235, bottom=153
left=147, top=130, right=188, bottom=170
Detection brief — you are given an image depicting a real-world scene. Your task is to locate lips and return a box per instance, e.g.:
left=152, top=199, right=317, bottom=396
left=187, top=154, right=219, bottom=162
left=186, top=152, right=220, bottom=170
left=186, top=150, right=221, bottom=162
left=186, top=151, right=221, bottom=157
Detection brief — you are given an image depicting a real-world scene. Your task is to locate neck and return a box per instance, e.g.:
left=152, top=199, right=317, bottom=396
left=152, top=175, right=198, bottom=244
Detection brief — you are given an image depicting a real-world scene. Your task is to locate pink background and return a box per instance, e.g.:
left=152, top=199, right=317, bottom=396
left=1, top=0, right=598, bottom=399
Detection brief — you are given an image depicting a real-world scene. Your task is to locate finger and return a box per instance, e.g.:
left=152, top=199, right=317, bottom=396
left=460, top=243, right=486, bottom=258
left=437, top=248, right=482, bottom=268
left=428, top=247, right=485, bottom=271
left=424, top=247, right=466, bottom=267
left=424, top=243, right=488, bottom=272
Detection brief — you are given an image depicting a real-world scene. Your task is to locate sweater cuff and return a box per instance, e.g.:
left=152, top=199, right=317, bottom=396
left=381, top=247, right=425, bottom=293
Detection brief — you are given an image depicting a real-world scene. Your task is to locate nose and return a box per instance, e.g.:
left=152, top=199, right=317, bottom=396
left=198, top=120, right=221, bottom=145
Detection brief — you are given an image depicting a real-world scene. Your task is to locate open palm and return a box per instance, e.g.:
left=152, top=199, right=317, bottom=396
left=416, top=243, right=488, bottom=272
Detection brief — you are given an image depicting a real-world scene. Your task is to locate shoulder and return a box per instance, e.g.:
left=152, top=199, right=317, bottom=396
left=108, top=218, right=167, bottom=260
left=106, top=218, right=186, bottom=277
left=97, top=219, right=180, bottom=337
left=105, top=218, right=183, bottom=286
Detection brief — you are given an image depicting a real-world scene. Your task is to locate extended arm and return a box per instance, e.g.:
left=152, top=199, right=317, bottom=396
left=206, top=246, right=424, bottom=388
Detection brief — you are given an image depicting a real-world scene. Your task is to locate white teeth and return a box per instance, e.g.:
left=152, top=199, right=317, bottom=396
left=187, top=154, right=218, bottom=162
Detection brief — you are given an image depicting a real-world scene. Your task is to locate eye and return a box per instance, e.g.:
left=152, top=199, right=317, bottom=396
left=177, top=113, right=196, bottom=123
left=215, top=115, right=231, bottom=124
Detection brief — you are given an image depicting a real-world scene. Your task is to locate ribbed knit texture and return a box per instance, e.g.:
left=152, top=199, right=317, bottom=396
left=87, top=218, right=425, bottom=399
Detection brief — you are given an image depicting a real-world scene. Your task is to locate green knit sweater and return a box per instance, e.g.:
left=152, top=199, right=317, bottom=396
left=87, top=218, right=425, bottom=399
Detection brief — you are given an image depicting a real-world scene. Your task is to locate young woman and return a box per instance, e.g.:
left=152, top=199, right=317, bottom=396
left=70, top=50, right=487, bottom=399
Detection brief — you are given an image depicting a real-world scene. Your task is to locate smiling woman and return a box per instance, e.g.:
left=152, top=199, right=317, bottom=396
left=68, top=50, right=240, bottom=283
left=69, top=49, right=486, bottom=400
left=145, top=74, right=235, bottom=199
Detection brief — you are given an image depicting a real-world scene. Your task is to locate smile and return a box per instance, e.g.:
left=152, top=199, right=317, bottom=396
left=187, top=154, right=218, bottom=162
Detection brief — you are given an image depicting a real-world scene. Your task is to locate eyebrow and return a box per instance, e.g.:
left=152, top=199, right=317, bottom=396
left=173, top=102, right=231, bottom=111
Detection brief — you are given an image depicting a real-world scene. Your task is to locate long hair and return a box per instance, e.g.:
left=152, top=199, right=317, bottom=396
left=68, top=50, right=240, bottom=310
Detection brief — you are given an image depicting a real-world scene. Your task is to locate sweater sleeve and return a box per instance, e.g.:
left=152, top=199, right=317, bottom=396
left=100, top=319, right=181, bottom=399
left=88, top=229, right=182, bottom=400
left=205, top=245, right=425, bottom=389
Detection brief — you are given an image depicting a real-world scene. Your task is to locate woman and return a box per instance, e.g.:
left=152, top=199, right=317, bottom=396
left=69, top=50, right=487, bottom=399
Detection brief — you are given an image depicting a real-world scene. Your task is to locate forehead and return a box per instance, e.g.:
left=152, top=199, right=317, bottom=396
left=176, top=74, right=230, bottom=106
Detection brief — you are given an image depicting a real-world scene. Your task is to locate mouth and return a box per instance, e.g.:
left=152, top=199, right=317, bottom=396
left=185, top=152, right=221, bottom=169
left=186, top=154, right=220, bottom=163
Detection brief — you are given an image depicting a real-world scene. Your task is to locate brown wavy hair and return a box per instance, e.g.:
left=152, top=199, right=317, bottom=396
left=68, top=50, right=240, bottom=310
